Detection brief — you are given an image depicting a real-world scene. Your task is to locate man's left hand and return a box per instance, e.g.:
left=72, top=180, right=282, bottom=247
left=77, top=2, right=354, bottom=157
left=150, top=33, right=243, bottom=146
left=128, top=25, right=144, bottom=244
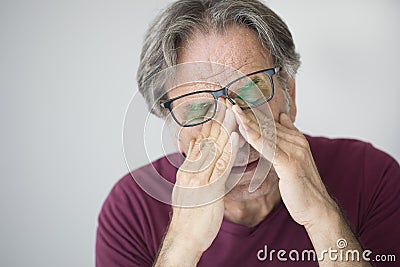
left=232, top=106, right=339, bottom=228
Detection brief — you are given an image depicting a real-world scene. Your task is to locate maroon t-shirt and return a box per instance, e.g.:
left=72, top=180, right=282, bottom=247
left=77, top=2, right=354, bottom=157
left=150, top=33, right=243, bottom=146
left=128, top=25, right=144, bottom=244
left=96, top=136, right=400, bottom=266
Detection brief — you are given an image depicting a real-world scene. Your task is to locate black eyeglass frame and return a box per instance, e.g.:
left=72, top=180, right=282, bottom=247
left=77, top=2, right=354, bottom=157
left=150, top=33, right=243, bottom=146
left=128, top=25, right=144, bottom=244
left=160, top=66, right=281, bottom=127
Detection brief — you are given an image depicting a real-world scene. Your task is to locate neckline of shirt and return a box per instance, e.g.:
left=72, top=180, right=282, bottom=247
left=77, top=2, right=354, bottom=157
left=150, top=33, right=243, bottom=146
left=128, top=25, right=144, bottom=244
left=220, top=199, right=285, bottom=237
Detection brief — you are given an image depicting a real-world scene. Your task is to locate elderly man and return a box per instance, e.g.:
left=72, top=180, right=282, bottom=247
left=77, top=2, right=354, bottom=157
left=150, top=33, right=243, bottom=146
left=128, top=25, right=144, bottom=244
left=96, top=0, right=400, bottom=266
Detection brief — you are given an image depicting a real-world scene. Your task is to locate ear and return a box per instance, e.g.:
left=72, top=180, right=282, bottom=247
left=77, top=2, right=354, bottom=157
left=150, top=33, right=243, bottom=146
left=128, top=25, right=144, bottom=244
left=287, top=78, right=297, bottom=123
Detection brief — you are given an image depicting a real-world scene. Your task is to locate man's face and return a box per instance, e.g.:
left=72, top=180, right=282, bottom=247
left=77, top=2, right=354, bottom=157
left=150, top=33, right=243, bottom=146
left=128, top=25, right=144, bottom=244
left=167, top=25, right=296, bottom=201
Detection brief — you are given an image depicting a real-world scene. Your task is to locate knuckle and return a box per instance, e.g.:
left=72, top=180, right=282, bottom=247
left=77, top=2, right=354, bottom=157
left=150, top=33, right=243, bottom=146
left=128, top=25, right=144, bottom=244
left=200, top=139, right=215, bottom=152
left=196, top=134, right=206, bottom=143
left=215, top=158, right=227, bottom=172
left=241, top=114, right=251, bottom=124
left=273, top=149, right=280, bottom=162
left=175, top=174, right=185, bottom=186
left=264, top=138, right=275, bottom=150
left=176, top=168, right=187, bottom=180
left=215, top=147, right=231, bottom=171
left=261, top=125, right=272, bottom=138
left=297, top=135, right=309, bottom=148
left=223, top=148, right=231, bottom=159
left=293, top=148, right=307, bottom=160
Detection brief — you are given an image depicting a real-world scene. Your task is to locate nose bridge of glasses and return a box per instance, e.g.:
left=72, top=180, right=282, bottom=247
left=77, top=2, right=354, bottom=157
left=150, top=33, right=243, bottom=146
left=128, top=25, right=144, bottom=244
left=212, top=87, right=235, bottom=106
left=212, top=87, right=227, bottom=99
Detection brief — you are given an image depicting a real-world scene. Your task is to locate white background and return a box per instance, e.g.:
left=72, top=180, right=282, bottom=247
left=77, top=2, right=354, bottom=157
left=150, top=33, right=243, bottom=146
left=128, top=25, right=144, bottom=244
left=0, top=0, right=399, bottom=266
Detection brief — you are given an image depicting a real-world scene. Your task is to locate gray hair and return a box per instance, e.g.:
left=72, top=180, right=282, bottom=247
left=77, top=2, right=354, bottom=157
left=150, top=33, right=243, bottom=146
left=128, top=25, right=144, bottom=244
left=137, top=0, right=301, bottom=117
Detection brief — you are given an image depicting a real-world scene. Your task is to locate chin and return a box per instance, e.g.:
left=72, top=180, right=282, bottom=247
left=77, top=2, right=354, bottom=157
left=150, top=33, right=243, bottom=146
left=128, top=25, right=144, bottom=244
left=224, top=167, right=279, bottom=201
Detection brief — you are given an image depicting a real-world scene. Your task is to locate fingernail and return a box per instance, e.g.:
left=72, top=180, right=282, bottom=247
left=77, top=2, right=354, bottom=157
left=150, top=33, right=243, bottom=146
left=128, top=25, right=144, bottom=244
left=223, top=108, right=230, bottom=123
left=230, top=131, right=238, bottom=144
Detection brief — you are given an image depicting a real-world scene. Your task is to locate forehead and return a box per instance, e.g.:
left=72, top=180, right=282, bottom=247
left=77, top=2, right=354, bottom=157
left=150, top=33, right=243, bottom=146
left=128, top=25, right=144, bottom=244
left=178, top=25, right=272, bottom=70
left=168, top=25, right=273, bottom=98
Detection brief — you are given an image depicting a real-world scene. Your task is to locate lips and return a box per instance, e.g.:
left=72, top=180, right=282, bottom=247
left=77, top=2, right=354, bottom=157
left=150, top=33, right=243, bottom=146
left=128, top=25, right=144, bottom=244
left=231, top=158, right=260, bottom=173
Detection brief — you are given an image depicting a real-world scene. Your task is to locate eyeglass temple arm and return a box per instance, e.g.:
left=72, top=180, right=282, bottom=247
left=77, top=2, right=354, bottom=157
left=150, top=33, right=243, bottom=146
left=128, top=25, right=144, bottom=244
left=160, top=101, right=170, bottom=109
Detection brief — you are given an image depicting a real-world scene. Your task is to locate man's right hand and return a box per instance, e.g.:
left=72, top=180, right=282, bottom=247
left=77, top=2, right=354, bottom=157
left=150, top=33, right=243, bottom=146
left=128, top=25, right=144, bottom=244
left=154, top=102, right=239, bottom=266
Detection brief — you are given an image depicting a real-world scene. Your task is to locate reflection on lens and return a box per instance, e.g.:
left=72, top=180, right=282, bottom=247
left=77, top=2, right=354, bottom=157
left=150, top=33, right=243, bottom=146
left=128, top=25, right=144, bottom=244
left=170, top=93, right=216, bottom=126
left=228, top=73, right=272, bottom=108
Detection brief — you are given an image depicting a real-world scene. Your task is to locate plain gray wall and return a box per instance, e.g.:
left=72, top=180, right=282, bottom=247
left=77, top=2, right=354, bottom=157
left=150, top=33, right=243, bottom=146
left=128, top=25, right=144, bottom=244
left=0, top=0, right=399, bottom=266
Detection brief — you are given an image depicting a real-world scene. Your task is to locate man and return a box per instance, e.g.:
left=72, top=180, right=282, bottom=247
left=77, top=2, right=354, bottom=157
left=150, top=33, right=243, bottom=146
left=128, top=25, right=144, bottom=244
left=96, top=0, right=400, bottom=266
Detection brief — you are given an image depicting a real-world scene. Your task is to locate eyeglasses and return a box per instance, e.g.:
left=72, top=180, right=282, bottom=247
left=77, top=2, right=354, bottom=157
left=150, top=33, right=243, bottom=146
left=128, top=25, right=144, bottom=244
left=160, top=67, right=280, bottom=127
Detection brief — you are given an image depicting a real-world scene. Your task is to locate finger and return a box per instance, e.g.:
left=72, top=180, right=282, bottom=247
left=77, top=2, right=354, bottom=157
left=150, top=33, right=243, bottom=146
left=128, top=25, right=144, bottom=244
left=184, top=137, right=215, bottom=175
left=179, top=139, right=202, bottom=175
left=232, top=105, right=260, bottom=133
left=197, top=102, right=217, bottom=140
left=274, top=135, right=306, bottom=168
left=224, top=100, right=236, bottom=134
left=186, top=102, right=232, bottom=177
left=232, top=105, right=275, bottom=150
left=189, top=106, right=218, bottom=166
left=276, top=126, right=309, bottom=148
left=235, top=118, right=275, bottom=162
left=209, top=100, right=226, bottom=140
left=209, top=132, right=239, bottom=183
left=236, top=119, right=261, bottom=145
left=187, top=137, right=202, bottom=161
left=197, top=138, right=220, bottom=178
left=225, top=98, right=233, bottom=109
left=279, top=113, right=297, bottom=131
left=217, top=108, right=236, bottom=150
left=271, top=142, right=289, bottom=171
left=186, top=139, right=196, bottom=158
left=275, top=113, right=308, bottom=148
left=199, top=117, right=212, bottom=140
left=201, top=107, right=235, bottom=172
left=275, top=121, right=296, bottom=135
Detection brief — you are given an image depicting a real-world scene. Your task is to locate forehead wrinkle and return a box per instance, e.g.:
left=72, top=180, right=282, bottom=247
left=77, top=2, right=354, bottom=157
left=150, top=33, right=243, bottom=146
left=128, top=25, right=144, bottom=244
left=197, top=68, right=227, bottom=85
left=180, top=26, right=272, bottom=71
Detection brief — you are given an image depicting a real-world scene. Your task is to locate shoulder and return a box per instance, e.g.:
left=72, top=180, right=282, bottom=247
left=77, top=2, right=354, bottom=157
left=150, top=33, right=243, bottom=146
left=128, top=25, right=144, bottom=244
left=305, top=135, right=400, bottom=233
left=305, top=134, right=399, bottom=175
left=101, top=153, right=183, bottom=213
left=96, top=154, right=182, bottom=265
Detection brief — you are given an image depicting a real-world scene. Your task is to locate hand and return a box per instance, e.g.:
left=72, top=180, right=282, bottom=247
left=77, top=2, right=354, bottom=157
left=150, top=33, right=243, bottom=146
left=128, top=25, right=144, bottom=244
left=161, top=103, right=239, bottom=262
left=232, top=106, right=338, bottom=228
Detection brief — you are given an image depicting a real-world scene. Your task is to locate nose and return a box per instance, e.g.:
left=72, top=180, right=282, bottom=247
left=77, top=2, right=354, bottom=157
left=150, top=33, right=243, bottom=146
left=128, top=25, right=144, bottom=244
left=218, top=97, right=247, bottom=149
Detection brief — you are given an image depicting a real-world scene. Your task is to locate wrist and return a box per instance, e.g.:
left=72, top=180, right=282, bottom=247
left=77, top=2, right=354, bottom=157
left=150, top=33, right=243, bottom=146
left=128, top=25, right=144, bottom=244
left=305, top=202, right=342, bottom=235
left=156, top=229, right=203, bottom=266
left=304, top=205, right=351, bottom=255
left=303, top=204, right=368, bottom=265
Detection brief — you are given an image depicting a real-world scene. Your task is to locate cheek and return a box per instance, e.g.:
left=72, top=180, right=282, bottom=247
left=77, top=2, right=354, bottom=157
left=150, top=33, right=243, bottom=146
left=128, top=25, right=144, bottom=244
left=269, top=88, right=288, bottom=120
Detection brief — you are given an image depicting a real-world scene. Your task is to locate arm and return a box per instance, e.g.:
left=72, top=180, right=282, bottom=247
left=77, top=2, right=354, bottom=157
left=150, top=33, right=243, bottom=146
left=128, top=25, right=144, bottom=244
left=305, top=207, right=370, bottom=266
left=154, top=106, right=239, bottom=266
left=153, top=228, right=202, bottom=267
